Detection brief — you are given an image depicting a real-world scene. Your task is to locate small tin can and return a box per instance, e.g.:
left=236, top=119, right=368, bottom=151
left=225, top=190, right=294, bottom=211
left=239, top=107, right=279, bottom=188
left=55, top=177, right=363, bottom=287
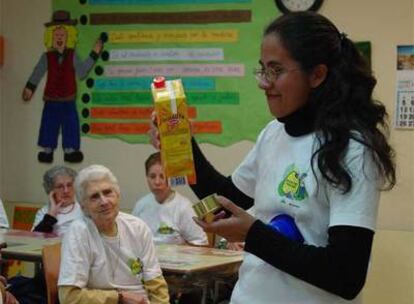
left=192, top=194, right=221, bottom=222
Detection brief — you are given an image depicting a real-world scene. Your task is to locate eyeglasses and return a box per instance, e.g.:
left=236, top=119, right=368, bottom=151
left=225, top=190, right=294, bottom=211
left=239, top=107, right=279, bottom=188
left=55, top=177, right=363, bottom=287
left=53, top=182, right=73, bottom=192
left=253, top=66, right=300, bottom=83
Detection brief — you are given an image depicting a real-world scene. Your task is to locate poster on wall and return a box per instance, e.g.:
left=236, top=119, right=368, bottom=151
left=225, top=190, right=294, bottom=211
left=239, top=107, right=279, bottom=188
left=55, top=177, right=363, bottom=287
left=52, top=0, right=279, bottom=146
left=395, top=45, right=414, bottom=129
left=22, top=10, right=104, bottom=163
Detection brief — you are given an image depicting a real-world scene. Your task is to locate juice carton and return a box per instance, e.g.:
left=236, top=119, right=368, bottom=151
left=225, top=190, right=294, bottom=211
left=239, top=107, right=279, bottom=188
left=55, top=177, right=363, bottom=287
left=151, top=76, right=196, bottom=186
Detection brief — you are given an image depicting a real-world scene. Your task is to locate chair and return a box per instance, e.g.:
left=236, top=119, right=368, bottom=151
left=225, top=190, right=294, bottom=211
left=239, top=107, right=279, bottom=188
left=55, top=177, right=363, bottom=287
left=12, top=205, right=39, bottom=231
left=42, top=243, right=61, bottom=304
left=3, top=204, right=40, bottom=277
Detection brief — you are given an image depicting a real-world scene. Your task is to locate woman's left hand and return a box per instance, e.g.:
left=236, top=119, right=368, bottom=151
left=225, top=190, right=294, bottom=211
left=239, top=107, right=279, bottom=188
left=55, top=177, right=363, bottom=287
left=4, top=291, right=19, bottom=304
left=193, top=196, right=256, bottom=243
left=119, top=291, right=148, bottom=304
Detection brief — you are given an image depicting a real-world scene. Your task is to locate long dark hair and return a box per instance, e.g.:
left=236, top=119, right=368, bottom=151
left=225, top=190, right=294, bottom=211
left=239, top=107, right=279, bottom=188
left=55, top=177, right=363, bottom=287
left=265, top=12, right=396, bottom=193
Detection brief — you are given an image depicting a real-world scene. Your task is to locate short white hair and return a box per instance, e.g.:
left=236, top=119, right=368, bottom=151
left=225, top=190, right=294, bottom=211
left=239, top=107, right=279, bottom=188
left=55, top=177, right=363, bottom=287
left=75, top=164, right=120, bottom=205
left=43, top=166, right=77, bottom=194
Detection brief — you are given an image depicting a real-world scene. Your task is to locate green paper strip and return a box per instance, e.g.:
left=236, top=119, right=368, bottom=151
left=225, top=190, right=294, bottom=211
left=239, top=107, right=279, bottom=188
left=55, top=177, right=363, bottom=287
left=91, top=92, right=239, bottom=105
left=90, top=0, right=251, bottom=4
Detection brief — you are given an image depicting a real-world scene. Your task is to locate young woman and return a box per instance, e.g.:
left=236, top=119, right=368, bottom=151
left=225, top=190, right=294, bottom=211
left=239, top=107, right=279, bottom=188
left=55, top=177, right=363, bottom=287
left=150, top=11, right=396, bottom=304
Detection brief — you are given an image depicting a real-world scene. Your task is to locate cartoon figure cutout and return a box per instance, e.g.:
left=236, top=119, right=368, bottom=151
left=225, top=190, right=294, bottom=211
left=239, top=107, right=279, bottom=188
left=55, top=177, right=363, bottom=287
left=22, top=10, right=103, bottom=163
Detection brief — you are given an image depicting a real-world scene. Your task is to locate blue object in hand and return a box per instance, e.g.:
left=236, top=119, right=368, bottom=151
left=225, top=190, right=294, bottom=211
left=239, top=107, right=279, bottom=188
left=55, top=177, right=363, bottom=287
left=268, top=214, right=304, bottom=243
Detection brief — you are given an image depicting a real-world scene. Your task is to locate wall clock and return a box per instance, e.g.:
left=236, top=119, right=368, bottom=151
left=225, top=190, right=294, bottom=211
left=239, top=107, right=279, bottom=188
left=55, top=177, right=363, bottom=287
left=275, top=0, right=324, bottom=14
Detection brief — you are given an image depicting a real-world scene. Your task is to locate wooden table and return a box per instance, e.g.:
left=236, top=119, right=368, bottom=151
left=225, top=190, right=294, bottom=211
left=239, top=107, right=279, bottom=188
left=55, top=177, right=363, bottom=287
left=1, top=230, right=243, bottom=271
left=156, top=244, right=243, bottom=304
left=0, top=229, right=243, bottom=304
left=0, top=229, right=60, bottom=262
left=156, top=243, right=243, bottom=274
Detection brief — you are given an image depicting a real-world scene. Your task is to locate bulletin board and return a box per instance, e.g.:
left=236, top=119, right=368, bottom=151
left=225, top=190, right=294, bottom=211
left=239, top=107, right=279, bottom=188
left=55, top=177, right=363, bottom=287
left=52, top=0, right=277, bottom=146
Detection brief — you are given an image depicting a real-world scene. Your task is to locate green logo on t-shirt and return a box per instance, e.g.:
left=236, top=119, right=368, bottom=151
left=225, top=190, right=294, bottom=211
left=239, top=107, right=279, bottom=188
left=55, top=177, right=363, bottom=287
left=128, top=257, right=143, bottom=276
left=157, top=222, right=175, bottom=234
left=278, top=164, right=308, bottom=201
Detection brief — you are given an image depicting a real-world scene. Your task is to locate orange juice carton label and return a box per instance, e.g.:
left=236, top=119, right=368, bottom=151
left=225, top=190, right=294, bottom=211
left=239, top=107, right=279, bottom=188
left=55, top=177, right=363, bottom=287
left=151, top=77, right=196, bottom=186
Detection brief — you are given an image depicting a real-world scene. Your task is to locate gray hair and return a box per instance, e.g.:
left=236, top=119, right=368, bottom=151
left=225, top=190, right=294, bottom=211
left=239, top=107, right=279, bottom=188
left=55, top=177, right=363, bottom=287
left=75, top=164, right=120, bottom=205
left=43, top=166, right=77, bottom=194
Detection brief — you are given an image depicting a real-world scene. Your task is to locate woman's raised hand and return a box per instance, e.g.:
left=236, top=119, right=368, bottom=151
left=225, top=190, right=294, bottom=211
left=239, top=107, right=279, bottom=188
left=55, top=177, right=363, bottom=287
left=147, top=110, right=194, bottom=150
left=47, top=190, right=62, bottom=217
left=148, top=111, right=161, bottom=150
left=193, top=196, right=256, bottom=243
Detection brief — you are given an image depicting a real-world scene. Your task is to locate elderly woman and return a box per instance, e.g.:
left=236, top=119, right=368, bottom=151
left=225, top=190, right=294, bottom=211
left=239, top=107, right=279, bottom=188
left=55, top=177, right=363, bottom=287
left=58, top=165, right=169, bottom=304
left=32, top=166, right=83, bottom=235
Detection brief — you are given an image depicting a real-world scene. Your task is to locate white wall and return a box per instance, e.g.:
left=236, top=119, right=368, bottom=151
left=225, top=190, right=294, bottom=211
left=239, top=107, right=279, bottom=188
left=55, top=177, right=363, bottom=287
left=362, top=229, right=414, bottom=304
left=321, top=0, right=414, bottom=232
left=0, top=0, right=413, bottom=231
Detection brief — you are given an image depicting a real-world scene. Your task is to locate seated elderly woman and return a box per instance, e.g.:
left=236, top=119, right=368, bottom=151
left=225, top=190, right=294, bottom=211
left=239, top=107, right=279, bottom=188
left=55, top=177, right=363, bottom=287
left=7, top=166, right=82, bottom=304
left=58, top=165, right=169, bottom=304
left=32, top=165, right=83, bottom=235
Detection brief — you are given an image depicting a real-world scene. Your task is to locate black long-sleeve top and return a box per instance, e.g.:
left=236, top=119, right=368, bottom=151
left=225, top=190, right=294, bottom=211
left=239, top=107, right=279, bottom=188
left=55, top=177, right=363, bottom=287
left=33, top=214, right=57, bottom=233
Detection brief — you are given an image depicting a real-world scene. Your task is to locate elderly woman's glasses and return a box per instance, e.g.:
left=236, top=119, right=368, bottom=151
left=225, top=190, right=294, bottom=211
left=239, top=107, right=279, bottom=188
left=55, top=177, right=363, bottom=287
left=253, top=66, right=300, bottom=83
left=53, top=182, right=73, bottom=192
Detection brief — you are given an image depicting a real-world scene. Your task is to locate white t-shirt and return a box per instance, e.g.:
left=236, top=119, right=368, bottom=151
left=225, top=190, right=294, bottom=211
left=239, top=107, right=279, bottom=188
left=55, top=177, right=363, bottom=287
left=32, top=202, right=83, bottom=236
left=230, top=120, right=380, bottom=304
left=132, top=191, right=208, bottom=245
left=58, top=212, right=162, bottom=296
left=0, top=199, right=9, bottom=228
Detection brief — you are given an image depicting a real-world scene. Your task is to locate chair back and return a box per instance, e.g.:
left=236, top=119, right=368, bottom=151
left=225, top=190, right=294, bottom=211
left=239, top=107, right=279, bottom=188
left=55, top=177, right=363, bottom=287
left=12, top=205, right=39, bottom=231
left=3, top=203, right=40, bottom=278
left=42, top=242, right=61, bottom=304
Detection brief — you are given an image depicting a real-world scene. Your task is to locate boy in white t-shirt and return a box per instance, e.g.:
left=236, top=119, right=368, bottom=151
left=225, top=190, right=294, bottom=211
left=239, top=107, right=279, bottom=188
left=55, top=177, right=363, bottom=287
left=132, top=152, right=207, bottom=246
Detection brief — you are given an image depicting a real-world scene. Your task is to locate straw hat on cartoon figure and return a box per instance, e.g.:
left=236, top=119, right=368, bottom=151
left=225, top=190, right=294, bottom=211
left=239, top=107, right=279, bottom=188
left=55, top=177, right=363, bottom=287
left=44, top=10, right=78, bottom=52
left=22, top=10, right=104, bottom=163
